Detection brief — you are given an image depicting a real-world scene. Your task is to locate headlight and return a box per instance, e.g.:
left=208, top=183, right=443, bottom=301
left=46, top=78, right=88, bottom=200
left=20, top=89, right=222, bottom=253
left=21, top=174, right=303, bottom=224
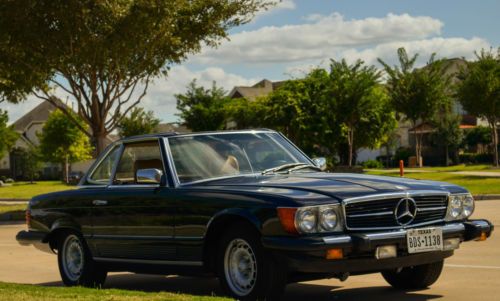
left=446, top=193, right=474, bottom=221
left=296, top=208, right=317, bottom=233
left=449, top=196, right=462, bottom=219
left=462, top=195, right=475, bottom=217
left=319, top=207, right=338, bottom=231
left=280, top=204, right=343, bottom=234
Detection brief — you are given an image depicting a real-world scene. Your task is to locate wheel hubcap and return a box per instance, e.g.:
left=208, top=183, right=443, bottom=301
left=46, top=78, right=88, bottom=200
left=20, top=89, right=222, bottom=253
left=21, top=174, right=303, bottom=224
left=224, top=238, right=257, bottom=296
left=62, top=235, right=84, bottom=282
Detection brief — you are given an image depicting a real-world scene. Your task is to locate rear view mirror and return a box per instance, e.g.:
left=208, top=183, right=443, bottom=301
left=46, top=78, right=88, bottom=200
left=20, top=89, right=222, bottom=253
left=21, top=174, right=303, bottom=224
left=136, top=168, right=163, bottom=184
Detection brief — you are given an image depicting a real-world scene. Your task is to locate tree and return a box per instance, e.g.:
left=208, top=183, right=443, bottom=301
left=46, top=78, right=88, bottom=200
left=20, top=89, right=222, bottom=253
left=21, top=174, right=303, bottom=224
left=0, top=0, right=270, bottom=154
left=176, top=80, right=231, bottom=131
left=379, top=48, right=451, bottom=167
left=264, top=69, right=331, bottom=156
left=223, top=97, right=269, bottom=130
left=327, top=59, right=396, bottom=167
left=11, top=146, right=42, bottom=184
left=117, top=107, right=160, bottom=138
left=38, top=110, right=93, bottom=183
left=456, top=49, right=500, bottom=167
left=431, top=113, right=463, bottom=166
left=0, top=109, right=18, bottom=157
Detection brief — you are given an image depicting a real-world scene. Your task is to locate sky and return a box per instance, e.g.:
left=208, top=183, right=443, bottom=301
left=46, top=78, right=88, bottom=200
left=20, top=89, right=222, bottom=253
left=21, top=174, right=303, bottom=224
left=2, top=0, right=499, bottom=125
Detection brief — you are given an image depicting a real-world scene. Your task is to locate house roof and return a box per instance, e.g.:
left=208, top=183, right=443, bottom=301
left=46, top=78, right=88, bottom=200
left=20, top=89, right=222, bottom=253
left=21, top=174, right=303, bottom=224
left=228, top=79, right=285, bottom=100
left=12, top=100, right=60, bottom=132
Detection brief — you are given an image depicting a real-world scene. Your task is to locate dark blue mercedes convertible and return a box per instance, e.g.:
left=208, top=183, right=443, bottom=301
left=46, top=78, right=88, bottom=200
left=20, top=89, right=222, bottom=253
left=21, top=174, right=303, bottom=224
left=17, top=130, right=493, bottom=300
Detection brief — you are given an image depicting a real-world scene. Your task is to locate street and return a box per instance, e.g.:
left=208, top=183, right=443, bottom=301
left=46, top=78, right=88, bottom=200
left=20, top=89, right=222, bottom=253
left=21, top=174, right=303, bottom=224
left=1, top=200, right=499, bottom=300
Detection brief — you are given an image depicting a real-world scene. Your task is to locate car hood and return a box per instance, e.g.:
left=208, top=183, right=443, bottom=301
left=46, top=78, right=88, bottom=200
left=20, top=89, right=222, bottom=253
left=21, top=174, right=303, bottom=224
left=197, top=172, right=467, bottom=201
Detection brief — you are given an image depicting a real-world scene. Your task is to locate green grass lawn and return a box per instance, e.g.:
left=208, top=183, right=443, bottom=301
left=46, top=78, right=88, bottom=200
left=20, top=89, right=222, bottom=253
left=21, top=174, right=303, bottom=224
left=365, top=169, right=500, bottom=195
left=0, top=181, right=75, bottom=199
left=0, top=282, right=231, bottom=301
left=365, top=164, right=500, bottom=173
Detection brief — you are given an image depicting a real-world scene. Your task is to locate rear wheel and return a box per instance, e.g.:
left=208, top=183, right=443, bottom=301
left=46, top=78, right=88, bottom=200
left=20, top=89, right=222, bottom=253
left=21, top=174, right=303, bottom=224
left=57, top=233, right=107, bottom=287
left=217, top=223, right=287, bottom=300
left=382, top=260, right=444, bottom=289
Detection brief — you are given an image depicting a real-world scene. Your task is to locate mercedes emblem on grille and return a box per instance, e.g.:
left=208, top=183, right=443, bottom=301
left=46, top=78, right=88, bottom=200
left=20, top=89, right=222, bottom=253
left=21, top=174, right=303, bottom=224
left=394, top=198, right=417, bottom=226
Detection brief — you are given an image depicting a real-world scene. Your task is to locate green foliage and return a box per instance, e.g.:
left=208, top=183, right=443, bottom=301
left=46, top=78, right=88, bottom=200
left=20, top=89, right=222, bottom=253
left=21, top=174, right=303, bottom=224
left=379, top=47, right=452, bottom=167
left=431, top=112, right=463, bottom=165
left=0, top=0, right=271, bottom=154
left=10, top=146, right=42, bottom=183
left=459, top=153, right=493, bottom=164
left=223, top=97, right=269, bottom=130
left=394, top=147, right=414, bottom=164
left=118, top=107, right=160, bottom=138
left=38, top=110, right=93, bottom=165
left=263, top=69, right=331, bottom=155
left=456, top=48, right=500, bottom=166
left=327, top=59, right=397, bottom=166
left=362, top=159, right=384, bottom=169
left=176, top=80, right=232, bottom=131
left=0, top=109, right=18, bottom=157
left=464, top=126, right=492, bottom=148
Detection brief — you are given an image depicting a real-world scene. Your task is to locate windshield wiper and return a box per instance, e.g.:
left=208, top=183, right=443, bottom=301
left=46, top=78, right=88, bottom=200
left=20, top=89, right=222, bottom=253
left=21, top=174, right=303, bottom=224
left=286, top=164, right=321, bottom=173
left=261, top=163, right=310, bottom=175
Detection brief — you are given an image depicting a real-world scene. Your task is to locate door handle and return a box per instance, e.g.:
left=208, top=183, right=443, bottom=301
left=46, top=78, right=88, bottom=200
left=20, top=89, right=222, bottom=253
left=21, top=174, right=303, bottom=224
left=92, top=200, right=108, bottom=206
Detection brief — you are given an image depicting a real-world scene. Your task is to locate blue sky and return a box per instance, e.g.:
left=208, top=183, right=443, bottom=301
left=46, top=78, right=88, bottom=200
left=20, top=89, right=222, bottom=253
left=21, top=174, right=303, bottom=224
left=2, top=0, right=499, bottom=124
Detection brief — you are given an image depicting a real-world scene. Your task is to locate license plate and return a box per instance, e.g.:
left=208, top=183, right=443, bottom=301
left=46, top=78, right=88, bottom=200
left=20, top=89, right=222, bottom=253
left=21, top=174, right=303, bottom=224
left=406, top=227, right=443, bottom=254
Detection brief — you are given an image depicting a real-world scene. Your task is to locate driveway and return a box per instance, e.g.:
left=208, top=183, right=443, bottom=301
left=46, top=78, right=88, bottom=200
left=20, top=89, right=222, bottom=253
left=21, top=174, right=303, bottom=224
left=1, top=200, right=499, bottom=300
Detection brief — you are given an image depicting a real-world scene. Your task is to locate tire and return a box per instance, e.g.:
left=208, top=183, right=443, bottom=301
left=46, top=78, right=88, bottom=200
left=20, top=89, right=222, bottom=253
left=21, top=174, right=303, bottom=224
left=217, top=223, right=287, bottom=300
left=381, top=260, right=444, bottom=290
left=57, top=232, right=107, bottom=287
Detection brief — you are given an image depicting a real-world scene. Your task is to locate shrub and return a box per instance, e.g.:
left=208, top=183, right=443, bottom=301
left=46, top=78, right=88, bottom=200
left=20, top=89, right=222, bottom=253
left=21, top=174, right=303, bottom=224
left=5, top=178, right=14, bottom=183
left=362, top=159, right=384, bottom=169
left=459, top=153, right=493, bottom=164
left=394, top=147, right=413, bottom=164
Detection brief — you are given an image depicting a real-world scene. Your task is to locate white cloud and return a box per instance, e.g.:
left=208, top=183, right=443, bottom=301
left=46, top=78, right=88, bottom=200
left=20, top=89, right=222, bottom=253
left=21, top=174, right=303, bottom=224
left=253, top=0, right=296, bottom=20
left=342, top=37, right=490, bottom=67
left=194, top=13, right=446, bottom=64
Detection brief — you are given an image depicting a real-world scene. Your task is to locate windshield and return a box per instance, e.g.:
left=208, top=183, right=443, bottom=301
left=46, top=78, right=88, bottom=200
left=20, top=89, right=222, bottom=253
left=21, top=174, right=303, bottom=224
left=167, top=132, right=312, bottom=184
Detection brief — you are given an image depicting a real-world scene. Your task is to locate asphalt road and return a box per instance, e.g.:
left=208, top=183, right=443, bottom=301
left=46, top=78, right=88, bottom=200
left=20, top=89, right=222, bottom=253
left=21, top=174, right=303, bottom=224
left=1, top=200, right=499, bottom=300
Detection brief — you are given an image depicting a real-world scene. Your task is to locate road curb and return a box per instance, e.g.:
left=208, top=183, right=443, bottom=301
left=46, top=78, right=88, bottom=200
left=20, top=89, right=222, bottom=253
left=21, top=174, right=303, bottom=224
left=473, top=195, right=500, bottom=200
left=0, top=199, right=30, bottom=203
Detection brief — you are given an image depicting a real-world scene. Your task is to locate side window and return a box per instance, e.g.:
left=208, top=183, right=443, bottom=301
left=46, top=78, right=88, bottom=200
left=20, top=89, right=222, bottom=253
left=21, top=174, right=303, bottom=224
left=88, top=146, right=121, bottom=185
left=114, top=141, right=164, bottom=185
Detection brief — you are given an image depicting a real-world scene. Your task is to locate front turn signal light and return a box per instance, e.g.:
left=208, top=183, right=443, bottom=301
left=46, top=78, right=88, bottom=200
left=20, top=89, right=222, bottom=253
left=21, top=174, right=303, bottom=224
left=476, top=232, right=488, bottom=241
left=277, top=207, right=298, bottom=235
left=326, top=248, right=343, bottom=260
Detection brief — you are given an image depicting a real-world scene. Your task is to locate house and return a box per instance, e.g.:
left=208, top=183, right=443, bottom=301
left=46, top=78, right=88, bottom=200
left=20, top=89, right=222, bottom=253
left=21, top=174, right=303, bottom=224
left=0, top=101, right=117, bottom=179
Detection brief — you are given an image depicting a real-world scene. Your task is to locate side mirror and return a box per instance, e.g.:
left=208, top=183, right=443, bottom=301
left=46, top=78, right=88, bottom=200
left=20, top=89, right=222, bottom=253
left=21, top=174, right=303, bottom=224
left=312, top=157, right=327, bottom=171
left=136, top=168, right=163, bottom=184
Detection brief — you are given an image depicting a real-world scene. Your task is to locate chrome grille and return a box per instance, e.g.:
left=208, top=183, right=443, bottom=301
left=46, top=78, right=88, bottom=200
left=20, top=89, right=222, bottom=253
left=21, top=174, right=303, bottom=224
left=344, top=195, right=448, bottom=230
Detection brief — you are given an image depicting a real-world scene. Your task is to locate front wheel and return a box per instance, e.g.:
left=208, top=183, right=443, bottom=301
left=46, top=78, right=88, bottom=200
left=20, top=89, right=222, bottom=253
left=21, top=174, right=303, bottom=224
left=57, top=233, right=107, bottom=287
left=217, top=223, right=287, bottom=300
left=381, top=260, right=444, bottom=289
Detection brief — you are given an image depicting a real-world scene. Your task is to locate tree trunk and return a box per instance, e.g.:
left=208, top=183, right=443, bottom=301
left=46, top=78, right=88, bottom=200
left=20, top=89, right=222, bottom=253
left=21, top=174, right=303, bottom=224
left=445, top=145, right=450, bottom=166
left=492, top=121, right=499, bottom=167
left=347, top=127, right=354, bottom=167
left=64, top=156, right=69, bottom=184
left=94, top=131, right=109, bottom=156
left=413, top=121, right=423, bottom=168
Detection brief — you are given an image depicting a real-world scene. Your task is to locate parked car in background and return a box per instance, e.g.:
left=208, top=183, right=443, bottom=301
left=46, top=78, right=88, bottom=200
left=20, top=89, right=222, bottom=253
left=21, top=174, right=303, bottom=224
left=67, top=171, right=84, bottom=185
left=17, top=130, right=493, bottom=300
